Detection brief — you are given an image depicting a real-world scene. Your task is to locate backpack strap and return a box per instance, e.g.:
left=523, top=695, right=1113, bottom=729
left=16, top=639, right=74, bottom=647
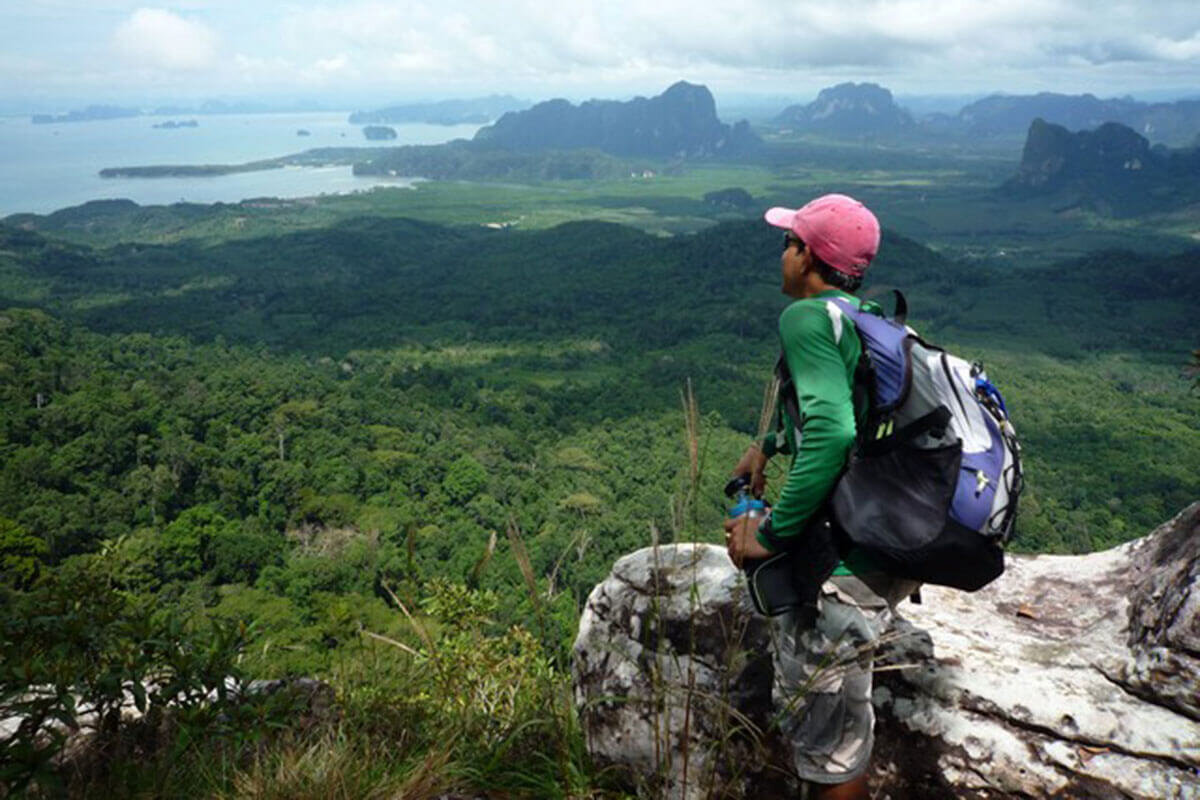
left=774, top=352, right=801, bottom=432
left=826, top=297, right=884, bottom=446
left=830, top=292, right=908, bottom=328
left=890, top=289, right=908, bottom=327
left=776, top=294, right=899, bottom=441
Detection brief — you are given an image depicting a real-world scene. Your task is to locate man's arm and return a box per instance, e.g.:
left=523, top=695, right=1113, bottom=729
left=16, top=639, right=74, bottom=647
left=756, top=301, right=856, bottom=551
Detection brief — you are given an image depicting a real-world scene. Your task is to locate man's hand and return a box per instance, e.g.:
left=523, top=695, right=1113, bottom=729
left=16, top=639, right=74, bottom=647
left=731, top=444, right=768, bottom=497
left=724, top=513, right=773, bottom=569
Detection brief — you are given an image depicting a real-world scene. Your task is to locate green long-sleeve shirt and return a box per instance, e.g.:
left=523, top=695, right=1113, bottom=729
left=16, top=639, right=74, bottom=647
left=757, top=289, right=879, bottom=571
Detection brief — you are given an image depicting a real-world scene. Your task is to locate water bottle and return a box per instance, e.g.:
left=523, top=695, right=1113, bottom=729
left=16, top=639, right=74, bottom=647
left=724, top=474, right=766, bottom=522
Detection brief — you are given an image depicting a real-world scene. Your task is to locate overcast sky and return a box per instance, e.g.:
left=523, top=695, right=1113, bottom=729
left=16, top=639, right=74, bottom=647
left=3, top=1, right=1199, bottom=110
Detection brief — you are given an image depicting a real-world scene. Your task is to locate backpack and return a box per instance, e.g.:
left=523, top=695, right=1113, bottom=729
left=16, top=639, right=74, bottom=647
left=777, top=291, right=1023, bottom=591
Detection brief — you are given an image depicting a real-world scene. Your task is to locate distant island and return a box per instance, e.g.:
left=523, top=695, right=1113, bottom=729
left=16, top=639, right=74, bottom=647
left=152, top=120, right=198, bottom=129
left=362, top=126, right=397, bottom=141
left=32, top=105, right=140, bottom=124
left=30, top=99, right=336, bottom=125
left=297, top=129, right=311, bottom=137
left=349, top=95, right=527, bottom=126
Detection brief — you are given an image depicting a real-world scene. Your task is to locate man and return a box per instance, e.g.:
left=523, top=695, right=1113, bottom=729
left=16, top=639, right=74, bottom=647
left=724, top=193, right=918, bottom=800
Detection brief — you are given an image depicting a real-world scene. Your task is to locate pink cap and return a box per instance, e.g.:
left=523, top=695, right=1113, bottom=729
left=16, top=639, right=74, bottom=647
left=764, top=194, right=881, bottom=277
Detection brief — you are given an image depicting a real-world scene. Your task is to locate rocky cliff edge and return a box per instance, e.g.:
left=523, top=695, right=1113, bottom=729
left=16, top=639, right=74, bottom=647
left=572, top=503, right=1200, bottom=799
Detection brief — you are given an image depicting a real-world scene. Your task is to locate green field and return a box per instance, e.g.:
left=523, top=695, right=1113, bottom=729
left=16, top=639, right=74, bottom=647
left=12, top=139, right=1196, bottom=263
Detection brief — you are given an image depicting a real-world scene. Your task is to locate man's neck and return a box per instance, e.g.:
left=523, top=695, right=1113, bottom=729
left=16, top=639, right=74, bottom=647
left=800, top=277, right=840, bottom=299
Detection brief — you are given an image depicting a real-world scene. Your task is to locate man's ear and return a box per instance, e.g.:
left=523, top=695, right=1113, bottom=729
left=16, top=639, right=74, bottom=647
left=799, top=247, right=815, bottom=275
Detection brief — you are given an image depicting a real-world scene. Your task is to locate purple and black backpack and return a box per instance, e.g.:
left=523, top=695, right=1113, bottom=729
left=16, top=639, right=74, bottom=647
left=792, top=292, right=1023, bottom=591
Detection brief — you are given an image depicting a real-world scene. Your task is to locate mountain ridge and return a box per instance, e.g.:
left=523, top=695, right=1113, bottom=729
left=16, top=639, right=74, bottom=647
left=957, top=92, right=1200, bottom=145
left=1003, top=118, right=1200, bottom=215
left=770, top=84, right=1200, bottom=146
left=348, top=95, right=528, bottom=126
left=775, top=82, right=914, bottom=138
left=473, top=81, right=760, bottom=158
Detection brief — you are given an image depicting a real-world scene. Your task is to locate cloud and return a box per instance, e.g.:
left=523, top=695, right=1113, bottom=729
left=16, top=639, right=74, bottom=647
left=6, top=0, right=1199, bottom=99
left=313, top=54, right=351, bottom=74
left=273, top=0, right=1200, bottom=85
left=112, top=8, right=218, bottom=71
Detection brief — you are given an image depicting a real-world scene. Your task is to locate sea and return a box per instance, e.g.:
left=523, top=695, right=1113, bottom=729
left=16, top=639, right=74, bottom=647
left=0, top=111, right=482, bottom=217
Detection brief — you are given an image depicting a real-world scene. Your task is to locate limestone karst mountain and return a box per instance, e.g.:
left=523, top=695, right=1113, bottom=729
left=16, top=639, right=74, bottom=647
left=573, top=503, right=1200, bottom=798
left=473, top=81, right=760, bottom=158
left=775, top=82, right=915, bottom=138
left=956, top=92, right=1200, bottom=146
left=771, top=86, right=1200, bottom=148
left=1003, top=118, right=1200, bottom=216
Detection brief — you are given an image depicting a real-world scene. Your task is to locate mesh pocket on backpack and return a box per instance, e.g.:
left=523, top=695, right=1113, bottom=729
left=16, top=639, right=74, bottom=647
left=831, top=440, right=961, bottom=553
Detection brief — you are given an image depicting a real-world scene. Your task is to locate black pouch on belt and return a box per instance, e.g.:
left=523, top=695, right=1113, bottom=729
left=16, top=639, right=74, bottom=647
left=742, top=515, right=840, bottom=627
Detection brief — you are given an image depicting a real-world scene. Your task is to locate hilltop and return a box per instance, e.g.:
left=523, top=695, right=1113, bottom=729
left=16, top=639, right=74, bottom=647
left=775, top=82, right=914, bottom=138
left=955, top=92, right=1200, bottom=146
left=767, top=84, right=1200, bottom=147
left=473, top=81, right=760, bottom=158
left=1003, top=118, right=1200, bottom=215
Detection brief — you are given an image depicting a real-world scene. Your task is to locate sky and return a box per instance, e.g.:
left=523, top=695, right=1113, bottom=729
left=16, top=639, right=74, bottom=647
left=3, top=1, right=1199, bottom=112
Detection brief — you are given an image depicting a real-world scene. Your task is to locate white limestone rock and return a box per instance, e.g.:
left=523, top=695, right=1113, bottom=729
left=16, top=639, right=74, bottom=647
left=572, top=542, right=794, bottom=799
left=572, top=503, right=1200, bottom=799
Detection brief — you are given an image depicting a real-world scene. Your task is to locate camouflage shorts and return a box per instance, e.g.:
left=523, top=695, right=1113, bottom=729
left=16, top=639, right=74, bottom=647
left=768, top=573, right=916, bottom=785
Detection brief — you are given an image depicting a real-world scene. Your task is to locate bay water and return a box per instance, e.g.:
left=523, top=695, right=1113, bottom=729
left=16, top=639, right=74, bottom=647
left=0, top=112, right=481, bottom=217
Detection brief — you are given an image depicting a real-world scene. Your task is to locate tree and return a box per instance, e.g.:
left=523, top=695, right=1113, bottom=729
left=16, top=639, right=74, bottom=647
left=0, top=516, right=47, bottom=588
left=159, top=505, right=239, bottom=582
left=443, top=456, right=488, bottom=504
left=270, top=400, right=319, bottom=461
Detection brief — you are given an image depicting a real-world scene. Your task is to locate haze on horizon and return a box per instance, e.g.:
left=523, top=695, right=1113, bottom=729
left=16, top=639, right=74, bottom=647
left=3, top=0, right=1199, bottom=113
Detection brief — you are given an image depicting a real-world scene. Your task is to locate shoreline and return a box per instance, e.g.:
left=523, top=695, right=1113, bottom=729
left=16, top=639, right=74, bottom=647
left=97, top=146, right=395, bottom=179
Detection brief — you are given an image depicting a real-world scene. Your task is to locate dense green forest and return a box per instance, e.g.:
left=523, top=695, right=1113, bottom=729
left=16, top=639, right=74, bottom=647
left=1, top=205, right=1197, bottom=796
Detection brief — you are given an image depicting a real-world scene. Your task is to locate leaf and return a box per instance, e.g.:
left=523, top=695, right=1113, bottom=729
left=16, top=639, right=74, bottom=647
left=131, top=681, right=147, bottom=713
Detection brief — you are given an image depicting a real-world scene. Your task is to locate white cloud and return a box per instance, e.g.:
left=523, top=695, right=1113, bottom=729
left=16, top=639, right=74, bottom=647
left=5, top=0, right=1199, bottom=100
left=270, top=0, right=1200, bottom=89
left=1138, top=32, right=1200, bottom=62
left=112, top=8, right=218, bottom=71
left=313, top=54, right=353, bottom=76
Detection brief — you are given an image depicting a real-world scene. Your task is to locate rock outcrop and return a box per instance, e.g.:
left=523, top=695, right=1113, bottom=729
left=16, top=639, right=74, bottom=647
left=1005, top=119, right=1164, bottom=193
left=572, top=503, right=1200, bottom=799
left=1002, top=118, right=1200, bottom=216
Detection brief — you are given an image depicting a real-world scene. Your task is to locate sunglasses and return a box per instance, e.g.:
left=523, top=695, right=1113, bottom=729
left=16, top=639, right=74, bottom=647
left=783, top=233, right=805, bottom=252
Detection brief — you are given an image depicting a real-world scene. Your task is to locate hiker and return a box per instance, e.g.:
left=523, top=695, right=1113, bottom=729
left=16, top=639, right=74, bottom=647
left=724, top=194, right=919, bottom=800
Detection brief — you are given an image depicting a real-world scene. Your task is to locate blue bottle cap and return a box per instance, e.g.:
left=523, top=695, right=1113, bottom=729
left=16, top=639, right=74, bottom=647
left=729, top=498, right=766, bottom=518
